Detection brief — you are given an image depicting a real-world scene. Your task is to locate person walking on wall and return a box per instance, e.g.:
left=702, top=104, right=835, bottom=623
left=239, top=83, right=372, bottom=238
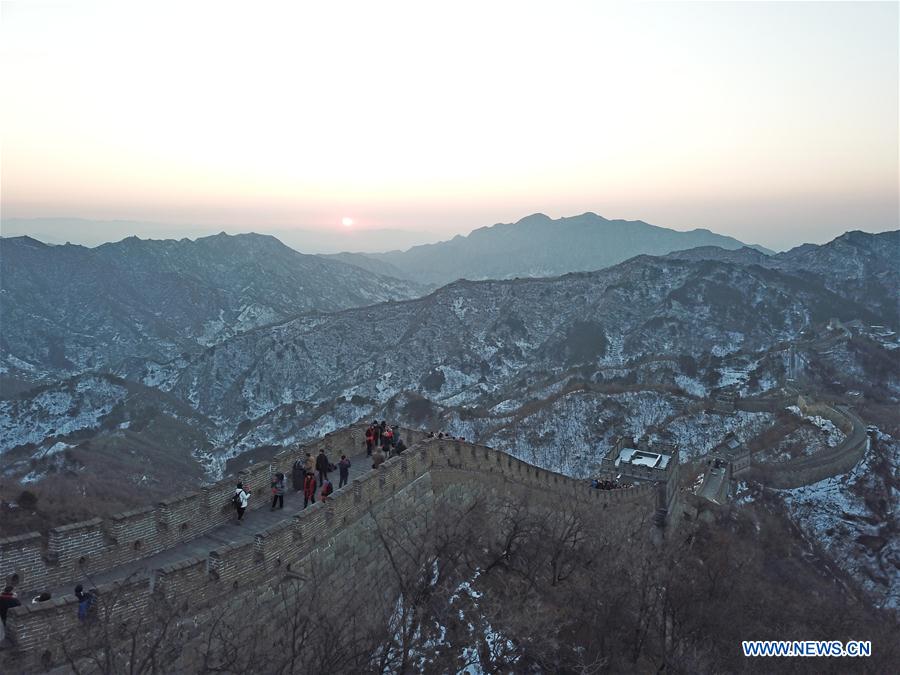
left=0, top=585, right=21, bottom=644
left=338, top=454, right=351, bottom=488
left=292, top=457, right=305, bottom=491
left=382, top=426, right=394, bottom=457
left=365, top=425, right=375, bottom=456
left=316, top=448, right=331, bottom=486
left=271, top=472, right=285, bottom=510
left=303, top=471, right=317, bottom=508
left=233, top=482, right=250, bottom=523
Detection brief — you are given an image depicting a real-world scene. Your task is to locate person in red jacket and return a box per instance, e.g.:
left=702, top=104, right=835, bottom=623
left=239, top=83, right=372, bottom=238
left=382, top=427, right=393, bottom=457
left=303, top=472, right=317, bottom=508
left=0, top=585, right=21, bottom=644
left=319, top=478, right=333, bottom=502
left=365, top=425, right=375, bottom=456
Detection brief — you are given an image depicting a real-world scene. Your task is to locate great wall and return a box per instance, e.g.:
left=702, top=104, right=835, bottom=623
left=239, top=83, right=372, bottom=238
left=0, top=387, right=873, bottom=671
left=0, top=425, right=667, bottom=672
left=702, top=393, right=871, bottom=493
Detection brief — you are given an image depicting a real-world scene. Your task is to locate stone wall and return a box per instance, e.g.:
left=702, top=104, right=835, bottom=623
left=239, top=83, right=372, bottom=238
left=0, top=424, right=376, bottom=595
left=736, top=400, right=868, bottom=489
left=1, top=430, right=661, bottom=672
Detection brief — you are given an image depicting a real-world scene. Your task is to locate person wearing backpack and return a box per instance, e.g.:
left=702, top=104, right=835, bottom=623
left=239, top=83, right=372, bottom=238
left=303, top=472, right=317, bottom=508
left=338, top=455, right=351, bottom=487
left=270, top=472, right=285, bottom=510
left=233, top=482, right=250, bottom=523
left=319, top=477, right=333, bottom=501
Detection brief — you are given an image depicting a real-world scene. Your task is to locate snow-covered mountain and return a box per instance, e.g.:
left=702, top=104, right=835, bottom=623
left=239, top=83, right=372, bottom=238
left=0, top=233, right=428, bottom=386
left=2, top=229, right=896, bottom=610
left=159, top=252, right=883, bottom=427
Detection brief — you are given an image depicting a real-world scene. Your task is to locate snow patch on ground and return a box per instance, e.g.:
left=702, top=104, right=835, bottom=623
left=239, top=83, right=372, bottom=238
left=0, top=376, right=127, bottom=454
left=675, top=374, right=708, bottom=398
left=780, top=434, right=899, bottom=612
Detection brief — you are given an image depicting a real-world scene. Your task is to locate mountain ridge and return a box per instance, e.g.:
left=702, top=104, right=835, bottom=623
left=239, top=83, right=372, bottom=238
left=0, top=232, right=428, bottom=386
left=354, top=212, right=773, bottom=285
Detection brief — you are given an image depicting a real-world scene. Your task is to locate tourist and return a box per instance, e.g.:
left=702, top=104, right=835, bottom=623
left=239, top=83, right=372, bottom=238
left=304, top=452, right=316, bottom=476
left=316, top=448, right=331, bottom=486
left=303, top=472, right=317, bottom=508
left=394, top=438, right=407, bottom=455
left=271, top=472, right=285, bottom=510
left=338, top=455, right=351, bottom=487
left=372, top=447, right=386, bottom=469
left=74, top=585, right=94, bottom=621
left=0, top=585, right=21, bottom=644
left=365, top=425, right=375, bottom=456
left=382, top=426, right=394, bottom=457
left=379, top=420, right=387, bottom=445
left=291, top=457, right=305, bottom=491
left=320, top=477, right=334, bottom=501
left=233, top=482, right=250, bottom=523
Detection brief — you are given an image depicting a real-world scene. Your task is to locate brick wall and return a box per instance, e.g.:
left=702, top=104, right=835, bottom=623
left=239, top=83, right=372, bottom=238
left=0, top=424, right=372, bottom=595
left=1, top=428, right=662, bottom=672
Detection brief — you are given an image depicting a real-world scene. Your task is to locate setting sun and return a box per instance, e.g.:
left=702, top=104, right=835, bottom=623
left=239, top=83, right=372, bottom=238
left=341, top=217, right=354, bottom=227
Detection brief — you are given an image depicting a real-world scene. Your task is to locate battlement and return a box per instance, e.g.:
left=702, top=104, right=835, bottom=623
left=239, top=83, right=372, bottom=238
left=0, top=424, right=369, bottom=595
left=1, top=426, right=661, bottom=671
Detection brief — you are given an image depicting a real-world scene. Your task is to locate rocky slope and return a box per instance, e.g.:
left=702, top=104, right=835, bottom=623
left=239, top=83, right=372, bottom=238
left=0, top=233, right=427, bottom=386
left=160, top=254, right=877, bottom=428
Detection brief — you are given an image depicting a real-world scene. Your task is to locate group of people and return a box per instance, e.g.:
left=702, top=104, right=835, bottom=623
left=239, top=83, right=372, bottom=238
left=590, top=478, right=633, bottom=490
left=1, top=583, right=95, bottom=642
left=426, top=431, right=466, bottom=441
left=365, top=420, right=407, bottom=459
left=231, top=448, right=355, bottom=524
left=230, top=422, right=417, bottom=525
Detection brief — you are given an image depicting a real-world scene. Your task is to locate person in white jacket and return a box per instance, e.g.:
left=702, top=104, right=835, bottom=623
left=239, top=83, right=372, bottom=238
left=234, top=482, right=250, bottom=523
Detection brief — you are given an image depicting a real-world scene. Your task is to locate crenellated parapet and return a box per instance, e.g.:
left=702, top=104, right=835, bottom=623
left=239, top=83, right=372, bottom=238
left=0, top=424, right=372, bottom=596
left=0, top=426, right=661, bottom=671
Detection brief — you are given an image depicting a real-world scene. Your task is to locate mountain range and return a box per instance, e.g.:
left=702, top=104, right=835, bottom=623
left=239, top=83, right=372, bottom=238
left=2, top=227, right=897, bottom=611
left=0, top=232, right=426, bottom=389
left=156, top=230, right=896, bottom=433
left=324, top=212, right=773, bottom=285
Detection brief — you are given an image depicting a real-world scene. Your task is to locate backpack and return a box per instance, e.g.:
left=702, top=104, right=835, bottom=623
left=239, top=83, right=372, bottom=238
left=322, top=482, right=333, bottom=497
left=231, top=492, right=241, bottom=508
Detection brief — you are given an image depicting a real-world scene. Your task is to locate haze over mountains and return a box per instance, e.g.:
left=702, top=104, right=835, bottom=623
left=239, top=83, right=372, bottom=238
left=326, top=212, right=774, bottom=286
left=0, top=217, right=444, bottom=253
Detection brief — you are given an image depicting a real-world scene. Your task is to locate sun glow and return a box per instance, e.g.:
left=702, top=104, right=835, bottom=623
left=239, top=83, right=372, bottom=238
left=341, top=217, right=354, bottom=227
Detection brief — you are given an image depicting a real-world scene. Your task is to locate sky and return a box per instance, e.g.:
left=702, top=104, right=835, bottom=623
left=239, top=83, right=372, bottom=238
left=1, top=1, right=897, bottom=251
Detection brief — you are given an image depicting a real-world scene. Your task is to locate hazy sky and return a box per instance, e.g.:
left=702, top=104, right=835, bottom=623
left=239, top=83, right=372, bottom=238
left=1, top=1, right=897, bottom=250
